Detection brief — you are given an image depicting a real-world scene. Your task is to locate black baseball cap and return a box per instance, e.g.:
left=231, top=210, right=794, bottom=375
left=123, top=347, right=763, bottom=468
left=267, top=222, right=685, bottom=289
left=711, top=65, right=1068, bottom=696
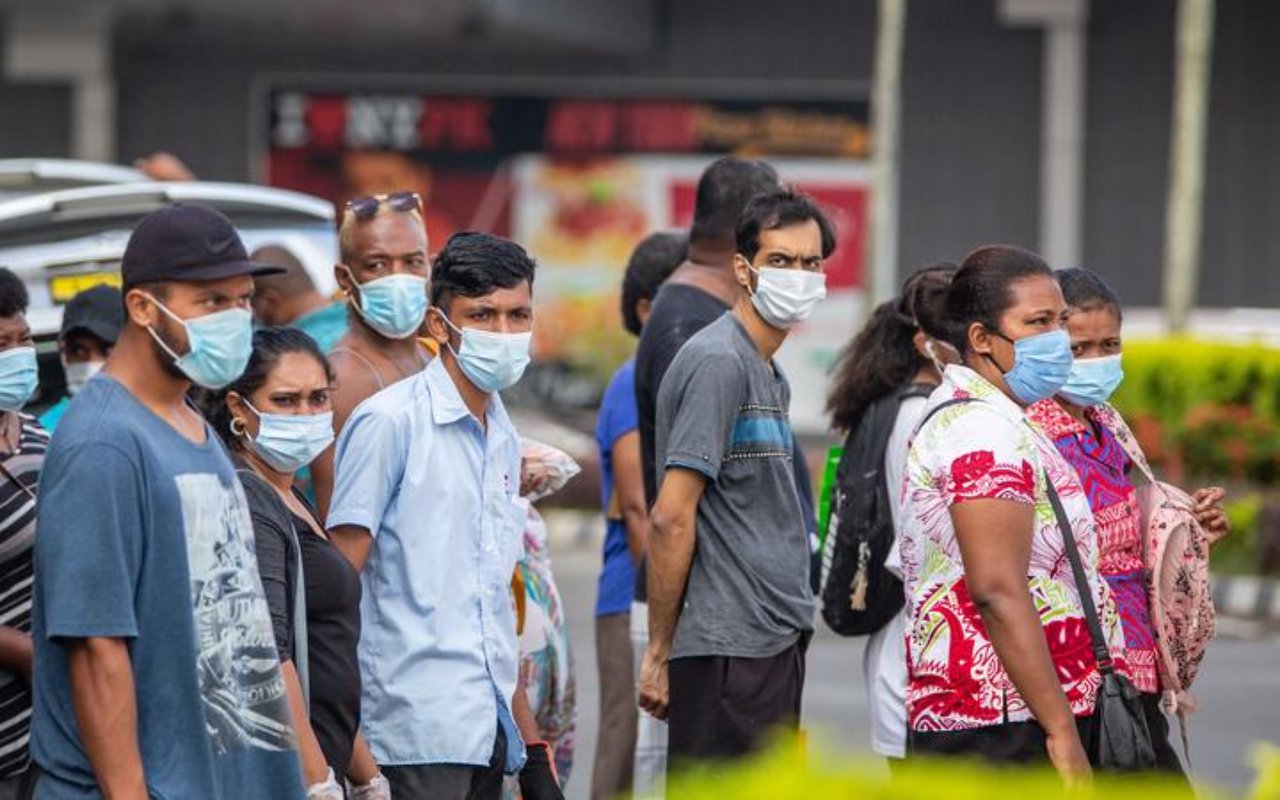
left=120, top=204, right=284, bottom=287
left=61, top=284, right=124, bottom=345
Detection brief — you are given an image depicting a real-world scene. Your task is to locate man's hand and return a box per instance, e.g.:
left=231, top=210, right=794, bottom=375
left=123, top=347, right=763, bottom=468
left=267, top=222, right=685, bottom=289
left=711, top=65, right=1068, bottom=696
left=518, top=742, right=564, bottom=800
left=1045, top=726, right=1092, bottom=787
left=637, top=645, right=670, bottom=721
left=1193, top=487, right=1230, bottom=546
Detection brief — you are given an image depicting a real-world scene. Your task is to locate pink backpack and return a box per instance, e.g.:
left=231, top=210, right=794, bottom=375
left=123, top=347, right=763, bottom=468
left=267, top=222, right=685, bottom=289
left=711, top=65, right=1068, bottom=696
left=1092, top=405, right=1216, bottom=748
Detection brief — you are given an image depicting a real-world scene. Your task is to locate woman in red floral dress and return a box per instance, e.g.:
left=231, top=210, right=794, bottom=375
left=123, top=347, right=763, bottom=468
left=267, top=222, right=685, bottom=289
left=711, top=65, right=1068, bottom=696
left=900, top=246, right=1127, bottom=783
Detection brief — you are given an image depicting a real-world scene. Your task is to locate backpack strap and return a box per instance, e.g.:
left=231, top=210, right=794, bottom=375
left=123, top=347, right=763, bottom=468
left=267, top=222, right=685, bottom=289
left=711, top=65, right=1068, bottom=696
left=912, top=396, right=976, bottom=439
left=1091, top=403, right=1158, bottom=486
left=238, top=469, right=310, bottom=711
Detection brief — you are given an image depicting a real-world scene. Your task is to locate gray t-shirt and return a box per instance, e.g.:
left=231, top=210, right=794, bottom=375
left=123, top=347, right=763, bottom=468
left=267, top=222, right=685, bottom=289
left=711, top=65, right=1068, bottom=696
left=655, top=313, right=815, bottom=660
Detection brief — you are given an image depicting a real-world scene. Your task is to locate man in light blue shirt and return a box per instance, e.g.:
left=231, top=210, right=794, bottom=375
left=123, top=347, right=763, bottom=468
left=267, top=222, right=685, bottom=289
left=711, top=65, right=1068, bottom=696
left=328, top=232, right=545, bottom=800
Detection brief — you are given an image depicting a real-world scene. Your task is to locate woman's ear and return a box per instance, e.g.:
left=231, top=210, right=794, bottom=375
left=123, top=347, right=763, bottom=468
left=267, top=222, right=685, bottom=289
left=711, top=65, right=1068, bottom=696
left=912, top=330, right=932, bottom=361
left=968, top=321, right=994, bottom=358
left=225, top=391, right=253, bottom=438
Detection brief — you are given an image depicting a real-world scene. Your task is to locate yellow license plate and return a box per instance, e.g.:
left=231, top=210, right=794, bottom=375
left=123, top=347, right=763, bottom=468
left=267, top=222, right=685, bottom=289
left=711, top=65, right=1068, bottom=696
left=49, top=272, right=122, bottom=304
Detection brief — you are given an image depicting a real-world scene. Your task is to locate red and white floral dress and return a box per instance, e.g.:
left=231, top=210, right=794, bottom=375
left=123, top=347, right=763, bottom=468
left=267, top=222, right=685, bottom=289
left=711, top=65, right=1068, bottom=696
left=899, top=366, right=1129, bottom=733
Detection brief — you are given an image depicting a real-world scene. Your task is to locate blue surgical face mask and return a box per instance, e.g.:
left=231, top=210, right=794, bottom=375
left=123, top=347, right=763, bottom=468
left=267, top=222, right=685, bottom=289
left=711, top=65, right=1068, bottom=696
left=438, top=313, right=532, bottom=393
left=988, top=328, right=1073, bottom=405
left=1059, top=354, right=1124, bottom=407
left=147, top=298, right=253, bottom=390
left=347, top=269, right=428, bottom=340
left=0, top=347, right=38, bottom=411
left=242, top=401, right=335, bottom=474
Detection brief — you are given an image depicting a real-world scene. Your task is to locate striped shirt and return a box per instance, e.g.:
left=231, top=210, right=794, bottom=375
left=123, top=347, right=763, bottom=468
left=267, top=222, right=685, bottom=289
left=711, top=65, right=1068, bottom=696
left=0, top=414, right=46, bottom=777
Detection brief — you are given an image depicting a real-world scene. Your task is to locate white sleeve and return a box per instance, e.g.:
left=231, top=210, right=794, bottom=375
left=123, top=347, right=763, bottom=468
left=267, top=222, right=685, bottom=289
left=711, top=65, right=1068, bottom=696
left=883, top=395, right=928, bottom=577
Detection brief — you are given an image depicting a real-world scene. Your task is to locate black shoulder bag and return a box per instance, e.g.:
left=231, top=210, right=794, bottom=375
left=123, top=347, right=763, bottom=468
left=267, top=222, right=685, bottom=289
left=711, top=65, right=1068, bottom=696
left=1044, top=475, right=1156, bottom=772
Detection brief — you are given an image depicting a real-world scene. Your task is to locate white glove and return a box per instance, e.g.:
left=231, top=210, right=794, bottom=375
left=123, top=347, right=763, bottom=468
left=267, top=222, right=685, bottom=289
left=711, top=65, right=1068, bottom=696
left=349, top=773, right=392, bottom=800
left=306, top=768, right=344, bottom=800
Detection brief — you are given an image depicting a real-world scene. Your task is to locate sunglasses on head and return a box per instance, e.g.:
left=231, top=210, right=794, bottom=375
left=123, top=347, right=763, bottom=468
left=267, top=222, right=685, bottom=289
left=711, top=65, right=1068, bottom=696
left=343, top=191, right=423, bottom=220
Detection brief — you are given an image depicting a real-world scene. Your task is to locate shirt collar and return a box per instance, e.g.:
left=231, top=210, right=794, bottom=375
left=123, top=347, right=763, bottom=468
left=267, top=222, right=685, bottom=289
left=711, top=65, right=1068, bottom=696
left=941, top=364, right=1025, bottom=422
left=423, top=355, right=515, bottom=433
left=1026, top=398, right=1088, bottom=439
left=424, top=356, right=471, bottom=426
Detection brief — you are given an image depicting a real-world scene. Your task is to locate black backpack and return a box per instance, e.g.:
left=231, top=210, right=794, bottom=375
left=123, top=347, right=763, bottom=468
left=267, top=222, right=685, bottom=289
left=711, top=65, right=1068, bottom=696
left=819, top=383, right=933, bottom=637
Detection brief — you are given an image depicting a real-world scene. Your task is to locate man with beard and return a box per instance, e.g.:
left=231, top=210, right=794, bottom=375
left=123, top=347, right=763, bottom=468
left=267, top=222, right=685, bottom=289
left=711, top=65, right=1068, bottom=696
left=32, top=205, right=306, bottom=799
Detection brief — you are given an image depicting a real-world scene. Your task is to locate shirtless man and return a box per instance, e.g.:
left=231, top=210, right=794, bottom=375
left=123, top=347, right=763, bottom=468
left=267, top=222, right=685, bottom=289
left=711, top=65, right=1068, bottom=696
left=311, top=192, right=433, bottom=518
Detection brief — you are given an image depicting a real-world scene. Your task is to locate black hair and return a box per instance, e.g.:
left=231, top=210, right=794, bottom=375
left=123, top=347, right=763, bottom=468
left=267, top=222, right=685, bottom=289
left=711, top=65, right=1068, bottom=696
left=1056, top=267, right=1123, bottom=322
left=944, top=244, right=1054, bottom=354
left=620, top=231, right=687, bottom=337
left=736, top=188, right=837, bottom=263
left=826, top=262, right=956, bottom=432
left=429, top=231, right=536, bottom=310
left=690, top=157, right=780, bottom=246
left=197, top=327, right=334, bottom=451
left=0, top=268, right=29, bottom=318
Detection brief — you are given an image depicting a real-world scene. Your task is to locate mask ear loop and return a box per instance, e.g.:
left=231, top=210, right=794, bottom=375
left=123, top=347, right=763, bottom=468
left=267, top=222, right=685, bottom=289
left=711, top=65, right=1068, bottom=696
left=923, top=340, right=947, bottom=376
left=142, top=294, right=188, bottom=363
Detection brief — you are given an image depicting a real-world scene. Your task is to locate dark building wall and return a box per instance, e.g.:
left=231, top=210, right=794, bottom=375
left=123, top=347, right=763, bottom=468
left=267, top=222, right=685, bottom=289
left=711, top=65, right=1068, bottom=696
left=111, top=0, right=878, bottom=182
left=897, top=0, right=1042, bottom=272
left=0, top=83, right=72, bottom=158
left=1083, top=0, right=1280, bottom=308
left=1199, top=0, right=1280, bottom=308
left=9, top=1, right=1280, bottom=308
left=1082, top=0, right=1174, bottom=307
left=0, top=23, right=72, bottom=159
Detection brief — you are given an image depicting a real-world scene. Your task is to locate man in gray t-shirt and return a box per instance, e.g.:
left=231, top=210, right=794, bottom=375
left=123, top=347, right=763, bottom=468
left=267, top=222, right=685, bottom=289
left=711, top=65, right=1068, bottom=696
left=638, top=188, right=835, bottom=769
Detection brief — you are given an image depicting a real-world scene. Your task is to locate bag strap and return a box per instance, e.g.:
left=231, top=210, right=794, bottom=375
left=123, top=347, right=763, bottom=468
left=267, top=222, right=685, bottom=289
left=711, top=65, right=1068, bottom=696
left=1091, top=404, right=1158, bottom=486
left=912, top=396, right=975, bottom=438
left=1043, top=474, right=1115, bottom=676
left=238, top=469, right=310, bottom=711
left=289, top=517, right=310, bottom=712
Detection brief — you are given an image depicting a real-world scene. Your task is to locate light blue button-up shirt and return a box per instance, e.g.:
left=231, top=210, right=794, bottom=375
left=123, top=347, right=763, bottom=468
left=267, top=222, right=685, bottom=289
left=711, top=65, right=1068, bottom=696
left=327, top=357, right=526, bottom=772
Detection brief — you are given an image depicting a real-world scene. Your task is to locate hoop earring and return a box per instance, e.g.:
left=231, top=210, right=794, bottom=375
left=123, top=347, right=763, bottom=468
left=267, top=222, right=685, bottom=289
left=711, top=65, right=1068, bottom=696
left=230, top=417, right=247, bottom=437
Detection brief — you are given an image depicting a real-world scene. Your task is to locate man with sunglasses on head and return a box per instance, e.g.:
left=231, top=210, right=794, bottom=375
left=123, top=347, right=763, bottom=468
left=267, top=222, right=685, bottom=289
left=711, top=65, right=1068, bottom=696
left=311, top=191, right=434, bottom=519
left=328, top=232, right=560, bottom=800
left=31, top=205, right=305, bottom=799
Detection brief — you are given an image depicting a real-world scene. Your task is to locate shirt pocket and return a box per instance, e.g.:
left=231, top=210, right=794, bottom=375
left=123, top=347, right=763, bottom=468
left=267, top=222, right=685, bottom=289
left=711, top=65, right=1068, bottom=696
left=485, top=485, right=526, bottom=576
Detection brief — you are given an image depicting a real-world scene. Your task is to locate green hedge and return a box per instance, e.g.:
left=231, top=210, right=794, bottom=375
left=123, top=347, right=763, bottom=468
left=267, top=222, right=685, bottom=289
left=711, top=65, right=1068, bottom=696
left=1112, top=339, right=1280, bottom=485
left=660, top=736, right=1279, bottom=799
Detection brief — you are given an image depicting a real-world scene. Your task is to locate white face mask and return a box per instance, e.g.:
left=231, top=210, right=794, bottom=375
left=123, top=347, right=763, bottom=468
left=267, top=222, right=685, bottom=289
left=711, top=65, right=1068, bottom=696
left=746, top=264, right=827, bottom=329
left=64, top=360, right=105, bottom=396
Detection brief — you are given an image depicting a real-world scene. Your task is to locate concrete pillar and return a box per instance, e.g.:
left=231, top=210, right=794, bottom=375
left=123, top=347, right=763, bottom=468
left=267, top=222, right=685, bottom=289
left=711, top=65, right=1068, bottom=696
left=5, top=7, right=116, bottom=162
left=999, top=0, right=1089, bottom=267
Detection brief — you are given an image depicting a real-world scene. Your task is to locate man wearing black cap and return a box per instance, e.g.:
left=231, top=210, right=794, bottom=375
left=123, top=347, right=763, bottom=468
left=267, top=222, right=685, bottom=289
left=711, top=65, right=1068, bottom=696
left=37, top=284, right=124, bottom=432
left=31, top=205, right=306, bottom=799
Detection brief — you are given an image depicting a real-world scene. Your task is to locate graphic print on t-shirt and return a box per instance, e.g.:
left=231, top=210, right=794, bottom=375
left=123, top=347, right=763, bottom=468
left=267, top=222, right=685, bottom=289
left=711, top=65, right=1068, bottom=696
left=176, top=473, right=295, bottom=755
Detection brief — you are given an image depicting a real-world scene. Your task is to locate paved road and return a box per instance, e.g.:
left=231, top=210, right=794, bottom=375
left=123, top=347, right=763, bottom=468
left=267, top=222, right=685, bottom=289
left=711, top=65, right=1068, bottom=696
left=543, top=536, right=1280, bottom=799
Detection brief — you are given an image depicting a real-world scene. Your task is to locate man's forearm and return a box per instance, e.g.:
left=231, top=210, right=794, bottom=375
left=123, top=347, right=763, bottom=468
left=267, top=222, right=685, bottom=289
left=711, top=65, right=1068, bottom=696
left=645, top=510, right=696, bottom=655
left=68, top=638, right=147, bottom=800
